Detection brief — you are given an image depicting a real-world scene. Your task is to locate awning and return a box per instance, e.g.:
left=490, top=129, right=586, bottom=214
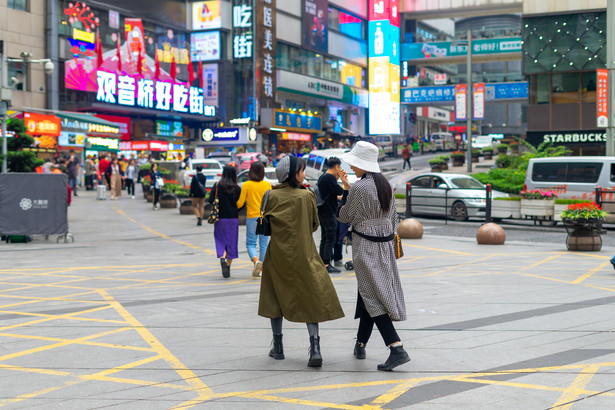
left=55, top=111, right=122, bottom=135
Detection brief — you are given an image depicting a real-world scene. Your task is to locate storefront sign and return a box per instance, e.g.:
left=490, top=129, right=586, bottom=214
left=274, top=110, right=322, bottom=133
left=434, top=73, right=447, bottom=85
left=277, top=70, right=367, bottom=107
left=24, top=113, right=61, bottom=137
left=202, top=128, right=240, bottom=142
left=455, top=84, right=467, bottom=121
left=109, top=10, right=120, bottom=29
left=95, top=71, right=216, bottom=117
left=473, top=82, right=485, bottom=120
left=191, top=31, right=220, bottom=62
left=155, top=120, right=183, bottom=137
left=303, top=0, right=328, bottom=53
left=402, top=37, right=522, bottom=61
left=526, top=130, right=607, bottom=146
left=72, top=27, right=95, bottom=43
left=58, top=132, right=86, bottom=147
left=282, top=132, right=312, bottom=142
left=61, top=117, right=120, bottom=134
left=256, top=0, right=276, bottom=107
left=119, top=141, right=169, bottom=151
left=168, top=143, right=185, bottom=151
left=94, top=114, right=131, bottom=140
left=233, top=4, right=252, bottom=27
left=249, top=128, right=257, bottom=141
left=86, top=137, right=120, bottom=151
left=232, top=2, right=253, bottom=59
left=368, top=0, right=400, bottom=135
left=230, top=117, right=251, bottom=125
left=193, top=1, right=222, bottom=30
left=402, top=82, right=528, bottom=104
left=597, top=68, right=608, bottom=128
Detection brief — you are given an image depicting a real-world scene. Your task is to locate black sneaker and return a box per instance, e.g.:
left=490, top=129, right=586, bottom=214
left=326, top=265, right=341, bottom=274
left=197, top=217, right=202, bottom=226
left=220, top=258, right=230, bottom=278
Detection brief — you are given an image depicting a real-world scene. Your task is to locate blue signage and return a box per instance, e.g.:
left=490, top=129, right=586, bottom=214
left=401, top=82, right=528, bottom=104
left=201, top=128, right=240, bottom=142
left=274, top=110, right=322, bottom=132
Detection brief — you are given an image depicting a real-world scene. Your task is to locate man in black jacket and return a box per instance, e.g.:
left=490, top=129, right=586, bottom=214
left=189, top=165, right=207, bottom=226
left=318, top=157, right=345, bottom=273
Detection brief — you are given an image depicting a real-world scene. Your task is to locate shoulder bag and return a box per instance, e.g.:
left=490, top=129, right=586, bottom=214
left=255, top=190, right=271, bottom=236
left=207, top=184, right=219, bottom=224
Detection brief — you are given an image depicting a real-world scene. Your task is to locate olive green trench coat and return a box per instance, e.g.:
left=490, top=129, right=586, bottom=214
left=258, top=183, right=345, bottom=323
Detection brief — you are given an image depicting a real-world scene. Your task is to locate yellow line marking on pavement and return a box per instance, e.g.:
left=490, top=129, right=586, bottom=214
left=98, top=289, right=214, bottom=400
left=397, top=255, right=429, bottom=265
left=0, top=308, right=127, bottom=324
left=428, top=254, right=497, bottom=276
left=551, top=364, right=602, bottom=409
left=0, top=332, right=155, bottom=352
left=0, top=363, right=71, bottom=376
left=0, top=305, right=119, bottom=332
left=571, top=261, right=611, bottom=284
left=369, top=380, right=421, bottom=406
left=0, top=380, right=84, bottom=407
left=403, top=243, right=475, bottom=255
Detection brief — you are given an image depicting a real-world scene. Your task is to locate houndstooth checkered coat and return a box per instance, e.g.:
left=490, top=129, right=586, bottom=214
left=338, top=173, right=407, bottom=321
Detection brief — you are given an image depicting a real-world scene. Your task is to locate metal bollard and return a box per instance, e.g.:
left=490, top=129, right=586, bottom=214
left=485, top=184, right=492, bottom=223
left=595, top=187, right=602, bottom=208
left=405, top=182, right=412, bottom=218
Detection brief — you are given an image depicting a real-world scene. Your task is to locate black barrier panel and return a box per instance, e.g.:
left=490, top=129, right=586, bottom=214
left=0, top=173, right=68, bottom=235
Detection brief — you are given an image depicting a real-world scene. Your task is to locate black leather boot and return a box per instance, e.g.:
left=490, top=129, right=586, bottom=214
left=269, top=333, right=284, bottom=360
left=377, top=345, right=410, bottom=371
left=308, top=336, right=322, bottom=367
left=354, top=341, right=366, bottom=360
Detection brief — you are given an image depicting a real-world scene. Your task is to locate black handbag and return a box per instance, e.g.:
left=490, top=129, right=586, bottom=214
left=256, top=190, right=271, bottom=236
left=207, top=184, right=219, bottom=224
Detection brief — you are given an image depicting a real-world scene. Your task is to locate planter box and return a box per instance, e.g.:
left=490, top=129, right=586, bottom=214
left=471, top=156, right=479, bottom=163
left=483, top=152, right=493, bottom=160
left=554, top=203, right=567, bottom=222
left=492, top=200, right=521, bottom=219
left=179, top=198, right=193, bottom=215
left=395, top=197, right=406, bottom=215
left=520, top=198, right=555, bottom=217
left=440, top=162, right=449, bottom=170
left=452, top=158, right=464, bottom=166
left=564, top=220, right=602, bottom=251
left=497, top=148, right=507, bottom=154
left=159, top=193, right=177, bottom=209
left=430, top=165, right=443, bottom=172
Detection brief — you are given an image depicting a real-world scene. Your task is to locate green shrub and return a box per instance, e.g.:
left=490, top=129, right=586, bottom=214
left=161, top=183, right=180, bottom=193
left=494, top=197, right=521, bottom=201
left=497, top=143, right=509, bottom=149
left=394, top=193, right=406, bottom=199
left=436, top=155, right=450, bottom=161
left=481, top=146, right=494, bottom=152
left=174, top=187, right=190, bottom=197
left=429, top=158, right=445, bottom=165
left=139, top=163, right=152, bottom=171
left=554, top=199, right=592, bottom=205
left=450, top=151, right=465, bottom=159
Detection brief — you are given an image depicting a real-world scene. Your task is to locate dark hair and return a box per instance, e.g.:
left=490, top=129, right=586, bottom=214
left=372, top=173, right=392, bottom=213
left=219, top=165, right=238, bottom=194
left=326, top=157, right=341, bottom=169
left=196, top=165, right=203, bottom=172
left=248, top=161, right=265, bottom=182
left=151, top=163, right=158, bottom=170
left=285, top=157, right=306, bottom=188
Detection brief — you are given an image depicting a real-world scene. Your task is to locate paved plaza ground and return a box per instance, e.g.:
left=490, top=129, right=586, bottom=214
left=1, top=188, right=615, bottom=409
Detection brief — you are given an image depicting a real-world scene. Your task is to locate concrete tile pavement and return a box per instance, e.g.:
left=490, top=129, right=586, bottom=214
left=1, top=187, right=615, bottom=408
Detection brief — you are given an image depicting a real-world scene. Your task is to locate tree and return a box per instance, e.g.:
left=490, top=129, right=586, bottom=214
left=0, top=118, right=43, bottom=172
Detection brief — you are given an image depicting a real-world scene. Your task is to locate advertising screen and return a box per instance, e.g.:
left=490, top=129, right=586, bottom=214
left=193, top=1, right=222, bottom=30
left=303, top=0, right=328, bottom=53
left=191, top=31, right=221, bottom=61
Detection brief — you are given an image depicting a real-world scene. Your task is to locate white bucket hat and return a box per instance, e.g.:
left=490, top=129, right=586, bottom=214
left=341, top=141, right=381, bottom=173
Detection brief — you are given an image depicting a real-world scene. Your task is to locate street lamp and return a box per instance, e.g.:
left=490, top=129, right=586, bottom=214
left=1, top=50, right=54, bottom=173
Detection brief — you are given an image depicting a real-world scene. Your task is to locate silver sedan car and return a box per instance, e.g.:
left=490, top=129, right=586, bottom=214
left=405, top=173, right=508, bottom=221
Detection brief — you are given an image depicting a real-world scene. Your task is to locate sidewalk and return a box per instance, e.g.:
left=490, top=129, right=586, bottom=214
left=1, top=188, right=615, bottom=408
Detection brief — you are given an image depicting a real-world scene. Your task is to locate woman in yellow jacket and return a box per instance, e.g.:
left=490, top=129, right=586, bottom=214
left=237, top=161, right=272, bottom=277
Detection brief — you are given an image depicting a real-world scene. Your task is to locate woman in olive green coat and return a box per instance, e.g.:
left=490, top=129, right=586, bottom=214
left=259, top=156, right=344, bottom=367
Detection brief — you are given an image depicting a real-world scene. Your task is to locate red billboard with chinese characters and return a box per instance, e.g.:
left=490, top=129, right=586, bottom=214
left=454, top=84, right=467, bottom=121
left=95, top=114, right=131, bottom=140
left=597, top=68, right=608, bottom=128
left=24, top=113, right=61, bottom=137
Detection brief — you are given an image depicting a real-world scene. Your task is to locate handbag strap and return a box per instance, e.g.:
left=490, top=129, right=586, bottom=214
left=352, top=229, right=395, bottom=243
left=260, top=190, right=270, bottom=216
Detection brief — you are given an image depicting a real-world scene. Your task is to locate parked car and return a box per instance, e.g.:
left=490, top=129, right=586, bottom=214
left=304, top=149, right=358, bottom=185
left=237, top=167, right=278, bottom=187
left=180, top=159, right=224, bottom=187
left=472, top=135, right=497, bottom=150
left=430, top=132, right=456, bottom=151
left=236, top=152, right=262, bottom=171
left=406, top=172, right=508, bottom=221
left=374, top=135, right=402, bottom=157
left=207, top=152, right=236, bottom=167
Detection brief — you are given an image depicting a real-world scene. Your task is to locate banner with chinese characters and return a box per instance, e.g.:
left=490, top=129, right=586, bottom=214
left=24, top=113, right=61, bottom=137
left=455, top=84, right=467, bottom=121
left=256, top=0, right=276, bottom=108
left=274, top=110, right=322, bottom=133
left=95, top=70, right=216, bottom=117
left=597, top=68, right=608, bottom=128
left=472, top=82, right=485, bottom=120
left=233, top=0, right=253, bottom=59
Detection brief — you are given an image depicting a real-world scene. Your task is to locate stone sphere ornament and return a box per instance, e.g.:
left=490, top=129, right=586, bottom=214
left=476, top=223, right=506, bottom=245
left=397, top=218, right=423, bottom=239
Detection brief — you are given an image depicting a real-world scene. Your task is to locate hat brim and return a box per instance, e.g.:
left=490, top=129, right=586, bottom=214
left=341, top=152, right=381, bottom=173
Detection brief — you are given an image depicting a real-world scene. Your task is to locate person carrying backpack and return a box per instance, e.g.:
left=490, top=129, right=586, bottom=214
left=316, top=157, right=345, bottom=273
left=189, top=165, right=207, bottom=226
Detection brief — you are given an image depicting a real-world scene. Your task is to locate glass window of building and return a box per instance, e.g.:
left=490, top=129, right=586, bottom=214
left=581, top=71, right=597, bottom=102
left=7, top=60, right=27, bottom=91
left=8, top=0, right=28, bottom=11
left=551, top=73, right=579, bottom=104
left=328, top=7, right=365, bottom=40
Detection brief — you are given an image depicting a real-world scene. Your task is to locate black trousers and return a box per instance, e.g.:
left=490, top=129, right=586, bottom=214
left=356, top=294, right=400, bottom=346
left=318, top=212, right=337, bottom=265
left=153, top=188, right=160, bottom=206
left=402, top=158, right=411, bottom=170
left=85, top=175, right=94, bottom=189
left=125, top=178, right=135, bottom=195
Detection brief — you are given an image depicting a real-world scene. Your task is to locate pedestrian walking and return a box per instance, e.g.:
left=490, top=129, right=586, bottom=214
left=150, top=163, right=162, bottom=210
left=84, top=155, right=95, bottom=190
left=236, top=161, right=272, bottom=277
left=65, top=150, right=80, bottom=196
left=401, top=144, right=412, bottom=170
left=105, top=158, right=124, bottom=200
left=259, top=156, right=344, bottom=367
left=317, top=157, right=344, bottom=273
left=207, top=165, right=241, bottom=278
left=98, top=155, right=110, bottom=188
left=338, top=141, right=410, bottom=371
left=124, top=159, right=138, bottom=199
left=189, top=165, right=207, bottom=226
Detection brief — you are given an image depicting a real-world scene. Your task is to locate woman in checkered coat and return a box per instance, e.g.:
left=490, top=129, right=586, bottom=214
left=338, top=141, right=410, bottom=371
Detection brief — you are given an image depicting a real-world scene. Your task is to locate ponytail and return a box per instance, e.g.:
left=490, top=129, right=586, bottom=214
left=371, top=173, right=392, bottom=213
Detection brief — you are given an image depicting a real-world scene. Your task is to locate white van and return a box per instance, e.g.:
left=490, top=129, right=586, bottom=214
left=430, top=132, right=455, bottom=151
left=374, top=135, right=399, bottom=157
left=524, top=157, right=615, bottom=200
left=304, top=149, right=358, bottom=185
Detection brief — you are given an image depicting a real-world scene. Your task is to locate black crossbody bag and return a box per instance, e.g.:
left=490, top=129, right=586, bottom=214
left=256, top=190, right=271, bottom=236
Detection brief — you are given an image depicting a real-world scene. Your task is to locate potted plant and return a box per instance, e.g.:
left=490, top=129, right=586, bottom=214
left=481, top=146, right=494, bottom=160
left=492, top=197, right=521, bottom=219
left=429, top=158, right=445, bottom=172
left=510, top=142, right=520, bottom=154
left=471, top=148, right=480, bottom=163
left=560, top=202, right=607, bottom=251
left=141, top=175, right=151, bottom=195
left=159, top=182, right=180, bottom=208
left=451, top=151, right=465, bottom=166
left=394, top=193, right=406, bottom=215
left=437, top=155, right=450, bottom=170
left=174, top=187, right=194, bottom=215
left=520, top=189, right=557, bottom=218
left=496, top=143, right=508, bottom=154
left=554, top=199, right=591, bottom=222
